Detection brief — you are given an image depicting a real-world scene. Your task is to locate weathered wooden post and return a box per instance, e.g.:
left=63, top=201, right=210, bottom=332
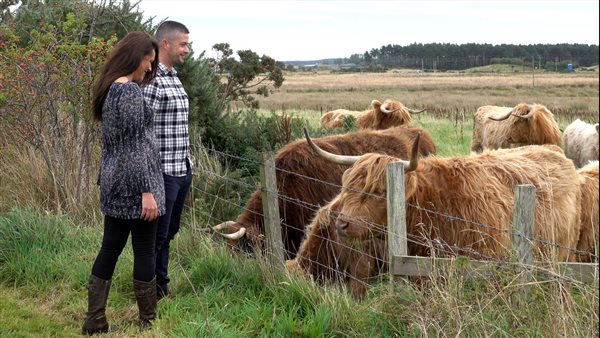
left=260, top=152, right=284, bottom=268
left=512, top=184, right=536, bottom=300
left=387, top=161, right=407, bottom=283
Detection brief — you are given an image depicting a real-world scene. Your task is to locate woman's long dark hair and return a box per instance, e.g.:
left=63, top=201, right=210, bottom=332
left=92, top=32, right=159, bottom=121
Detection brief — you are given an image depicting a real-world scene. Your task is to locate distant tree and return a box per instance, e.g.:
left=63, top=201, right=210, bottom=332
left=361, top=42, right=598, bottom=70
left=208, top=42, right=284, bottom=109
left=348, top=53, right=363, bottom=64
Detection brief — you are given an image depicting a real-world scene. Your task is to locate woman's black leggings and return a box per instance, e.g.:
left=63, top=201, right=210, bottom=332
left=91, top=215, right=157, bottom=282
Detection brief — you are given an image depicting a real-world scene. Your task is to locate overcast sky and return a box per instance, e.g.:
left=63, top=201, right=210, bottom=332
left=137, top=0, right=600, bottom=61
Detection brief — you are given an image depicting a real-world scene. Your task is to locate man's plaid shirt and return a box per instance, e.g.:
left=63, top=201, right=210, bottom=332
left=143, top=63, right=191, bottom=177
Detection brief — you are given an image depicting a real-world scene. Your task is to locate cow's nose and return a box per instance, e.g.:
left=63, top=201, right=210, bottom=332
left=336, top=219, right=349, bottom=230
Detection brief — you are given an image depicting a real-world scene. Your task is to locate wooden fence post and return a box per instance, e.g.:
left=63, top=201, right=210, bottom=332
left=260, top=152, right=284, bottom=268
left=512, top=184, right=536, bottom=299
left=387, top=162, right=407, bottom=283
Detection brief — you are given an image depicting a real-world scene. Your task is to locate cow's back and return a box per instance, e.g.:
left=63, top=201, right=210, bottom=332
left=406, top=145, right=580, bottom=261
left=471, top=105, right=512, bottom=153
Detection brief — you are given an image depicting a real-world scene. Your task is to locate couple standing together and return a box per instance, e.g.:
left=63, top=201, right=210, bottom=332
left=82, top=20, right=193, bottom=334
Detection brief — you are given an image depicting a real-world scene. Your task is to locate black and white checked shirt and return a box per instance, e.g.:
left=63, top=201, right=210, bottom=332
left=143, top=63, right=191, bottom=177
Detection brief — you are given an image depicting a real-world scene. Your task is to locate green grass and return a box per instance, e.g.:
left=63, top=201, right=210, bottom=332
left=0, top=286, right=79, bottom=338
left=411, top=113, right=472, bottom=156
left=464, top=63, right=533, bottom=73
left=0, top=202, right=598, bottom=337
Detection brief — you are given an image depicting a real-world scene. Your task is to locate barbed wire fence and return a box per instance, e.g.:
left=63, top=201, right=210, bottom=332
left=187, top=145, right=599, bottom=296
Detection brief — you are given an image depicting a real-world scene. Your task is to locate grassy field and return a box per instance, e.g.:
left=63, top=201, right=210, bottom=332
left=0, top=68, right=598, bottom=337
left=251, top=69, right=599, bottom=123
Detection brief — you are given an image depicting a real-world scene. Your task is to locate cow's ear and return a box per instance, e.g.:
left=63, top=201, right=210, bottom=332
left=371, top=99, right=382, bottom=110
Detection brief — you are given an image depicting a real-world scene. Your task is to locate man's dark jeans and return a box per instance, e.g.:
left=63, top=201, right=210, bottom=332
left=155, top=163, right=192, bottom=297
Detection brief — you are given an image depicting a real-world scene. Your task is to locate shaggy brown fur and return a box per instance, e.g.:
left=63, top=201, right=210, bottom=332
left=320, top=99, right=420, bottom=130
left=292, top=143, right=581, bottom=298
left=285, top=195, right=344, bottom=282
left=576, top=161, right=599, bottom=262
left=471, top=103, right=562, bottom=153
left=220, top=126, right=436, bottom=259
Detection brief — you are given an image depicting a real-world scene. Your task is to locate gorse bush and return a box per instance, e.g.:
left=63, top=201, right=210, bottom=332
left=204, top=108, right=311, bottom=176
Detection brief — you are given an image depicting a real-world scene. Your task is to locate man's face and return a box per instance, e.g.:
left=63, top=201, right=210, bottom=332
left=165, top=32, right=190, bottom=66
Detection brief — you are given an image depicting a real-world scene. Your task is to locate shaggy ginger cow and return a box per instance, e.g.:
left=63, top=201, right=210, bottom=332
left=471, top=103, right=562, bottom=153
left=290, top=131, right=581, bottom=298
left=319, top=109, right=363, bottom=128
left=563, top=119, right=599, bottom=168
left=320, top=99, right=424, bottom=130
left=212, top=126, right=436, bottom=259
left=576, top=161, right=599, bottom=262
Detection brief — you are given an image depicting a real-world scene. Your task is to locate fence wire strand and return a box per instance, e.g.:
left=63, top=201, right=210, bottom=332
left=191, top=145, right=599, bottom=287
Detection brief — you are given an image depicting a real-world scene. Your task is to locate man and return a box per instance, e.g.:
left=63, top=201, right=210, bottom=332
left=142, top=21, right=192, bottom=299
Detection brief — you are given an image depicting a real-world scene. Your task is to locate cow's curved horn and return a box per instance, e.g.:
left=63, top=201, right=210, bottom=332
left=218, top=227, right=247, bottom=240
left=513, top=106, right=535, bottom=119
left=401, top=134, right=420, bottom=172
left=380, top=102, right=399, bottom=114
left=488, top=110, right=513, bottom=121
left=407, top=108, right=425, bottom=114
left=211, top=221, right=246, bottom=240
left=212, top=220, right=235, bottom=232
left=304, top=127, right=361, bottom=165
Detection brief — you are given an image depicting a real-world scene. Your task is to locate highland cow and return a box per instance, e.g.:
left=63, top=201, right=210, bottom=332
left=563, top=119, right=599, bottom=168
left=320, top=99, right=424, bottom=130
left=576, top=161, right=599, bottom=262
left=212, top=126, right=436, bottom=259
left=471, top=103, right=561, bottom=153
left=292, top=131, right=581, bottom=298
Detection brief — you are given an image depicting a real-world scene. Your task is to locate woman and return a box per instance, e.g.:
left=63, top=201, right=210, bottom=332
left=82, top=31, right=165, bottom=334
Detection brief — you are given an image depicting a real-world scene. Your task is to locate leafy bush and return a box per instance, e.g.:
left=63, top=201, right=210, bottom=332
left=203, top=109, right=309, bottom=176
left=0, top=14, right=114, bottom=212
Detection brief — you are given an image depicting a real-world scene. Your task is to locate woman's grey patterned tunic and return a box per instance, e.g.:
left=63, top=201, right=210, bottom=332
left=98, top=82, right=165, bottom=219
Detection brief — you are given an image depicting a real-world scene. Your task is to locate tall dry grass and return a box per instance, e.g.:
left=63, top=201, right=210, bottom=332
left=0, top=140, right=101, bottom=223
left=254, top=70, right=599, bottom=121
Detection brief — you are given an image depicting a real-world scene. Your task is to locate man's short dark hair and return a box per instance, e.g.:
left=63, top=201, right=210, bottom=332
left=155, top=20, right=189, bottom=41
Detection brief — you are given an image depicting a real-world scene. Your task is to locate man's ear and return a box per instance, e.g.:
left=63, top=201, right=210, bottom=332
left=160, top=39, right=169, bottom=50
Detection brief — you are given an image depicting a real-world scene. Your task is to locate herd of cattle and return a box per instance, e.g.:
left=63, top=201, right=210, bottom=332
left=208, top=99, right=599, bottom=298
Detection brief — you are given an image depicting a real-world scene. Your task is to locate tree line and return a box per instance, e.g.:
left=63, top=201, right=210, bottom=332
left=345, top=43, right=599, bottom=70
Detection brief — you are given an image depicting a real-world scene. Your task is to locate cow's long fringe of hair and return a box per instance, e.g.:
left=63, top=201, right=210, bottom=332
left=522, top=104, right=563, bottom=146
left=357, top=99, right=413, bottom=130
